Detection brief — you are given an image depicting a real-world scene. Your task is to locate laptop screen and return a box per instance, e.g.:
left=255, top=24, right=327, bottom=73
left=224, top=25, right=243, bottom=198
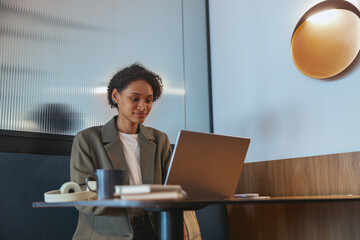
left=165, top=130, right=250, bottom=199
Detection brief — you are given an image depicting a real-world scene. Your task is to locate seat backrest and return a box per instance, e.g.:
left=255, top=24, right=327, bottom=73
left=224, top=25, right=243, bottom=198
left=0, top=150, right=230, bottom=240
left=196, top=205, right=230, bottom=240
left=0, top=152, right=78, bottom=240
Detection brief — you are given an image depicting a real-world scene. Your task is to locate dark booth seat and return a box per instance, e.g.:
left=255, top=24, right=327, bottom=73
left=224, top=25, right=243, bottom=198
left=196, top=205, right=230, bottom=240
left=0, top=152, right=229, bottom=240
left=0, top=152, right=77, bottom=240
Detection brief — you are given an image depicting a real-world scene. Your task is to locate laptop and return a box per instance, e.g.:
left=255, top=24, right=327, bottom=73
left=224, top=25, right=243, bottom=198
left=164, top=130, right=250, bottom=199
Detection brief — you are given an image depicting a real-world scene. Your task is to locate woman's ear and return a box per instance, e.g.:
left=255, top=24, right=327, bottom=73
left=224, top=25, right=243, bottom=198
left=111, top=89, right=119, bottom=104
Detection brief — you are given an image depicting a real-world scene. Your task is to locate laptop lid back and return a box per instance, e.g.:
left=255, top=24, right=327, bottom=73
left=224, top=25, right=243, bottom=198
left=165, top=130, right=250, bottom=199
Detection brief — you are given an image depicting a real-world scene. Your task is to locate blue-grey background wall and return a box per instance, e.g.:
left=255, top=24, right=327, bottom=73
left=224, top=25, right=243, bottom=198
left=209, top=0, right=360, bottom=162
left=4, top=0, right=358, bottom=163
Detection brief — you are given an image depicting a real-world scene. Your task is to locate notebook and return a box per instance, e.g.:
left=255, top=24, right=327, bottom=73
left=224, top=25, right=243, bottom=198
left=164, top=130, right=250, bottom=199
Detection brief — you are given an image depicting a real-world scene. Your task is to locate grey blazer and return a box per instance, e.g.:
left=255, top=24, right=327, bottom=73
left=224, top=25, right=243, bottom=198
left=70, top=116, right=172, bottom=240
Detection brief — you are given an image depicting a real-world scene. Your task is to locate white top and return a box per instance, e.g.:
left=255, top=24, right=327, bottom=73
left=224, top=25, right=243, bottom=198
left=118, top=132, right=142, bottom=185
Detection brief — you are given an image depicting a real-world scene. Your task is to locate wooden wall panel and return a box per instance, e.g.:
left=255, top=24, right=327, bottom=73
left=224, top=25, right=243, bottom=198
left=228, top=202, right=360, bottom=240
left=227, top=151, right=360, bottom=240
left=237, top=151, right=360, bottom=197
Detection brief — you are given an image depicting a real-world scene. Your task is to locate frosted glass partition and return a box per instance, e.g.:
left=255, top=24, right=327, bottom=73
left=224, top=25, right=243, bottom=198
left=0, top=0, right=210, bottom=142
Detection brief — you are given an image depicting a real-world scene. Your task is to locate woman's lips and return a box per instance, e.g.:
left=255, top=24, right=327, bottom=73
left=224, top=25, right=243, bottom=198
left=134, top=112, right=147, bottom=118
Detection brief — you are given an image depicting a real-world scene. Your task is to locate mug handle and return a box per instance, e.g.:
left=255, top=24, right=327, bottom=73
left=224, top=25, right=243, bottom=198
left=85, top=174, right=97, bottom=192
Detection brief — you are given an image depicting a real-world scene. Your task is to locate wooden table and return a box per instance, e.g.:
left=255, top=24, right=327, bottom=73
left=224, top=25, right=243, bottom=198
left=33, top=195, right=360, bottom=240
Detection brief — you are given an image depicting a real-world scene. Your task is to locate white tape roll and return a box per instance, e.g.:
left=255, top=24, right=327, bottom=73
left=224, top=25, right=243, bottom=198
left=60, top=182, right=81, bottom=194
left=44, top=182, right=96, bottom=203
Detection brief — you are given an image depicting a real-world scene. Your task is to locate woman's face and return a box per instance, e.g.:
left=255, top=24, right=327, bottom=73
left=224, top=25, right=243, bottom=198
left=112, top=80, right=154, bottom=126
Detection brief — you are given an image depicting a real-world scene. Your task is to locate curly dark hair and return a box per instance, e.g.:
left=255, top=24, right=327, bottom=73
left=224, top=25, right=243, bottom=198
left=107, top=63, right=163, bottom=108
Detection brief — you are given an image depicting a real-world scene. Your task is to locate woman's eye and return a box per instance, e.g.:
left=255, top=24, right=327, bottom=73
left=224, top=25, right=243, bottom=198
left=145, top=99, right=153, bottom=103
left=130, top=97, right=139, bottom=102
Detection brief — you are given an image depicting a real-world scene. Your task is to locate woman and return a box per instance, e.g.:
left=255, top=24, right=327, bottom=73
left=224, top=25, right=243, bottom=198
left=70, top=63, right=200, bottom=240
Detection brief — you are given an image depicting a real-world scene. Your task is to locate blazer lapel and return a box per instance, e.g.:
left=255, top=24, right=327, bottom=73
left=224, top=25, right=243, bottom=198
left=139, top=124, right=156, bottom=184
left=101, top=117, right=131, bottom=184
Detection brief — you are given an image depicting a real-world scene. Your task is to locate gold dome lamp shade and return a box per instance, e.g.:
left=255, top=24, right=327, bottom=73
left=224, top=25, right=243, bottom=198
left=291, top=0, right=360, bottom=79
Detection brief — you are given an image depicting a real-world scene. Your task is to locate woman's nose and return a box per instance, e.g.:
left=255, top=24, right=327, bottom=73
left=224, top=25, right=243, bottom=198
left=137, top=100, right=147, bottom=110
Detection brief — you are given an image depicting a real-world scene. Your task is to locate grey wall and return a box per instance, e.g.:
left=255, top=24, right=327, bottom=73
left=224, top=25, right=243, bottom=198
left=209, top=0, right=360, bottom=162
left=0, top=0, right=210, bottom=143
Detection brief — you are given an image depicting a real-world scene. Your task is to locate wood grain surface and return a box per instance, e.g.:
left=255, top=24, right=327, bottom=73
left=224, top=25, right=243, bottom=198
left=227, top=151, right=360, bottom=240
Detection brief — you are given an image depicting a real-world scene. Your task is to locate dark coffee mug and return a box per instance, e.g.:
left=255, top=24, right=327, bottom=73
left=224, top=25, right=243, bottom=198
left=86, top=169, right=126, bottom=200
